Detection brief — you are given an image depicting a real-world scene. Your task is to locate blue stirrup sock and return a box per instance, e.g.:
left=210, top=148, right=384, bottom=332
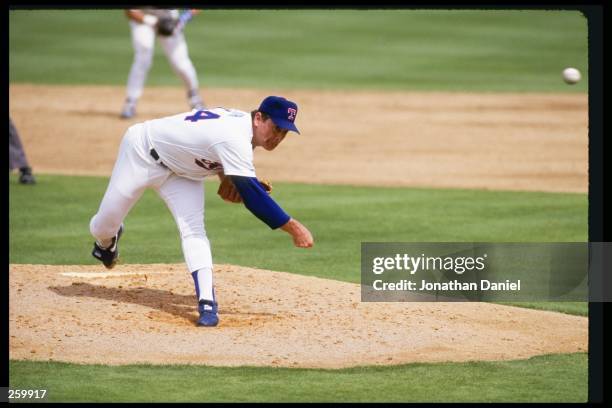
left=191, top=268, right=215, bottom=305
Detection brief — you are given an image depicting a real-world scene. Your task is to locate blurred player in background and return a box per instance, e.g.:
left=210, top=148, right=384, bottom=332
left=120, top=9, right=204, bottom=119
left=9, top=118, right=36, bottom=185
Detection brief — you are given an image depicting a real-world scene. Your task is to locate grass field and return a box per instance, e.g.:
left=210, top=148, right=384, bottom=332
left=9, top=354, right=587, bottom=402
left=9, top=9, right=590, bottom=403
left=9, top=9, right=588, bottom=92
left=9, top=174, right=587, bottom=282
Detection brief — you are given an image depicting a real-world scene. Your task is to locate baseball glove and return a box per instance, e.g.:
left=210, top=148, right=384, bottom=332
left=217, top=177, right=273, bottom=204
left=156, top=16, right=178, bottom=36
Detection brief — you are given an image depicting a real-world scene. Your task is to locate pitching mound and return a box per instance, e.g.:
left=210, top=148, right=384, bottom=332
left=10, top=264, right=587, bottom=368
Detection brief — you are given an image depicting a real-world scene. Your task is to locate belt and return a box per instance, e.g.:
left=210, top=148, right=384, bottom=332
left=150, top=148, right=168, bottom=169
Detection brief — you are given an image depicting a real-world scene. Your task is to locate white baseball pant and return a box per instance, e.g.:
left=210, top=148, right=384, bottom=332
left=89, top=124, right=212, bottom=276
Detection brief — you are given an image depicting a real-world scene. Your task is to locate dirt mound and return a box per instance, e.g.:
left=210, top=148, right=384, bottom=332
left=9, top=263, right=587, bottom=368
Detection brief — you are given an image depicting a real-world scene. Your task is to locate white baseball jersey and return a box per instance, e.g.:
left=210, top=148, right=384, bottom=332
left=145, top=108, right=257, bottom=181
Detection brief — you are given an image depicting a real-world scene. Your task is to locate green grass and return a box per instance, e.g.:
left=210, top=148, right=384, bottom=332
left=498, top=302, right=588, bottom=316
left=9, top=9, right=588, bottom=92
left=9, top=353, right=587, bottom=402
left=9, top=174, right=587, bottom=276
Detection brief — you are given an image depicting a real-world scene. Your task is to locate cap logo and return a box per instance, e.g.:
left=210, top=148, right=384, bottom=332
left=287, top=108, right=297, bottom=121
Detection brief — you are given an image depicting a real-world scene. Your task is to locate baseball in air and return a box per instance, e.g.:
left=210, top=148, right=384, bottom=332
left=562, top=67, right=581, bottom=85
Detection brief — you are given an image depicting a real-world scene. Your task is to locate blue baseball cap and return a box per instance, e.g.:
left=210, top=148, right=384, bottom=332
left=258, top=96, right=300, bottom=134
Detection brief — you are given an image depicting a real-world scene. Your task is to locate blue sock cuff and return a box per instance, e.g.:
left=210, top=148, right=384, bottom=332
left=191, top=270, right=200, bottom=299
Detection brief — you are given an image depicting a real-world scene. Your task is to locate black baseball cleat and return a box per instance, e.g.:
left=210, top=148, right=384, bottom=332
left=18, top=167, right=36, bottom=185
left=92, top=224, right=124, bottom=269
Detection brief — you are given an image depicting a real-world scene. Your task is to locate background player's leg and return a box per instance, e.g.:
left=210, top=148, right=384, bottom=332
left=9, top=118, right=36, bottom=184
left=122, top=21, right=156, bottom=118
left=159, top=33, right=204, bottom=109
left=9, top=118, right=31, bottom=171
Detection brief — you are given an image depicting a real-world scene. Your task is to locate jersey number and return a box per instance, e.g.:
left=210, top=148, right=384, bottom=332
left=185, top=110, right=221, bottom=122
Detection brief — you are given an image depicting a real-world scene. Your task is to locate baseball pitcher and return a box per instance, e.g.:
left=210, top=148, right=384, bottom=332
left=121, top=8, right=204, bottom=119
left=90, top=96, right=314, bottom=327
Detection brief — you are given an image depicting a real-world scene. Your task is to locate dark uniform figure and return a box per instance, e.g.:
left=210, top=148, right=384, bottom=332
left=9, top=118, right=36, bottom=184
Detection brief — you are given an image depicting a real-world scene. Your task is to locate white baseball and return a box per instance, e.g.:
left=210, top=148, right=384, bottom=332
left=562, top=67, right=581, bottom=85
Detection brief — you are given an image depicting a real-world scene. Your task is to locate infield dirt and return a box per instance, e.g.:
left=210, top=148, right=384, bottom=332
left=10, top=84, right=587, bottom=192
left=9, top=84, right=588, bottom=367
